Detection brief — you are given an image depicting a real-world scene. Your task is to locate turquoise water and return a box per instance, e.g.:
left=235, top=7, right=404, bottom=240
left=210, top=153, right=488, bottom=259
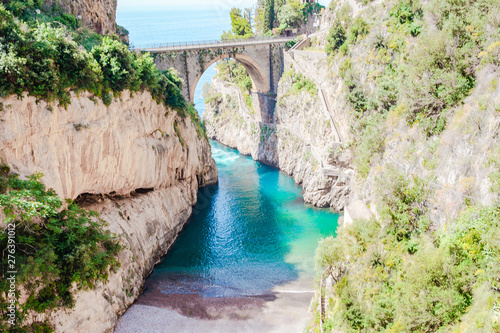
left=145, top=141, right=339, bottom=297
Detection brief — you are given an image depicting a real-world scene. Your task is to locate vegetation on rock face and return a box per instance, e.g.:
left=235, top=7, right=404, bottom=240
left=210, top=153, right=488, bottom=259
left=324, top=0, right=500, bottom=179
left=313, top=0, right=500, bottom=331
left=202, top=83, right=223, bottom=111
left=0, top=167, right=121, bottom=332
left=282, top=67, right=317, bottom=97
left=180, top=104, right=208, bottom=140
left=0, top=4, right=189, bottom=115
left=0, top=2, right=209, bottom=138
left=211, top=59, right=254, bottom=110
left=315, top=168, right=500, bottom=331
left=216, top=59, right=252, bottom=93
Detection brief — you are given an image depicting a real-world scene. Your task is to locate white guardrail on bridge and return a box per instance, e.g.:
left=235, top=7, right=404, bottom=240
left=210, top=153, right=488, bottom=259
left=130, top=36, right=297, bottom=52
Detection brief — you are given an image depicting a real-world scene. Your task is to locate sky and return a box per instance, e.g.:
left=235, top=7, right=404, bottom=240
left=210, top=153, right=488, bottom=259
left=118, top=0, right=330, bottom=10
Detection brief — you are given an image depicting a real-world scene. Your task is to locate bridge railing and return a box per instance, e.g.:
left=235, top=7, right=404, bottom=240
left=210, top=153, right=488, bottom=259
left=129, top=35, right=295, bottom=51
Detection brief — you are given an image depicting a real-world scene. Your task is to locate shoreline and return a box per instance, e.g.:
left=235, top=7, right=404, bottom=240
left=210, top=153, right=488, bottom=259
left=115, top=273, right=315, bottom=332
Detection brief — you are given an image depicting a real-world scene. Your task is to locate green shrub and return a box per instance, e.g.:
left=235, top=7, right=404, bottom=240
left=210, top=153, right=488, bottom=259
left=347, top=17, right=369, bottom=44
left=91, top=37, right=137, bottom=93
left=444, top=205, right=500, bottom=291
left=347, top=86, right=367, bottom=114
left=325, top=20, right=347, bottom=55
left=389, top=0, right=498, bottom=134
left=202, top=82, right=223, bottom=108
left=335, top=0, right=498, bottom=136
left=0, top=17, right=103, bottom=104
left=283, top=68, right=317, bottom=97
left=326, top=12, right=368, bottom=56
left=394, top=242, right=476, bottom=330
left=351, top=119, right=385, bottom=178
left=183, top=104, right=207, bottom=140
left=0, top=172, right=121, bottom=331
left=285, top=37, right=300, bottom=50
left=290, top=72, right=317, bottom=96
left=221, top=7, right=253, bottom=40
left=0, top=4, right=193, bottom=123
left=151, top=68, right=187, bottom=110
left=399, top=29, right=476, bottom=135
left=216, top=59, right=252, bottom=94
left=377, top=169, right=429, bottom=240
left=314, top=194, right=499, bottom=332
left=53, top=13, right=78, bottom=30
left=213, top=58, right=253, bottom=109
left=389, top=0, right=423, bottom=36
left=74, top=27, right=103, bottom=51
left=1, top=0, right=43, bottom=21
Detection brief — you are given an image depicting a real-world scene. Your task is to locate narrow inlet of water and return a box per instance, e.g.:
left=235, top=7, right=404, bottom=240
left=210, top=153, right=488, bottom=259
left=142, top=141, right=339, bottom=299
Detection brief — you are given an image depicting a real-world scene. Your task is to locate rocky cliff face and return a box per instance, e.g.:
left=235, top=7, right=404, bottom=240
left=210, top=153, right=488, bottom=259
left=202, top=79, right=278, bottom=167
left=203, top=1, right=500, bottom=220
left=0, top=91, right=216, bottom=201
left=309, top=1, right=500, bottom=330
left=273, top=52, right=353, bottom=210
left=0, top=91, right=217, bottom=332
left=310, top=3, right=500, bottom=226
left=202, top=56, right=354, bottom=211
left=44, top=0, right=117, bottom=34
left=361, top=65, right=500, bottom=226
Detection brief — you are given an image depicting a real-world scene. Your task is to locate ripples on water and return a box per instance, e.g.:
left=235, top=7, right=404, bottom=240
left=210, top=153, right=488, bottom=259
left=144, top=141, right=340, bottom=298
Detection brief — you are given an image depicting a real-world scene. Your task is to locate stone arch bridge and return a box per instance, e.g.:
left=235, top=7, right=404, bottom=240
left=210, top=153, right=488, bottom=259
left=135, top=37, right=293, bottom=123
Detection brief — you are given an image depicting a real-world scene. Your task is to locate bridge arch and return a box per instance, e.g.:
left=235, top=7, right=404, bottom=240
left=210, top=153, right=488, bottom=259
left=190, top=53, right=270, bottom=102
left=148, top=38, right=289, bottom=123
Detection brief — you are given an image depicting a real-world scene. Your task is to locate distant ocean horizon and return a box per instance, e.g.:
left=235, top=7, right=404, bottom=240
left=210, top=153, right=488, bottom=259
left=116, top=8, right=232, bottom=114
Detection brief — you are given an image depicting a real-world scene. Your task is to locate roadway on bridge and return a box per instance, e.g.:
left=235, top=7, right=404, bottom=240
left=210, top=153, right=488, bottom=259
left=135, top=37, right=296, bottom=53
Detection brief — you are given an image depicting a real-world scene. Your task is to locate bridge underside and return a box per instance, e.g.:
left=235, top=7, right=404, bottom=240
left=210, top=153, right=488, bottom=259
left=151, top=42, right=285, bottom=124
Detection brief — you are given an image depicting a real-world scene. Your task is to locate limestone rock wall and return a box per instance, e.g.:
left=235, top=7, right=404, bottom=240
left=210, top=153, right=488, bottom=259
left=0, top=91, right=216, bottom=200
left=44, top=0, right=117, bottom=34
left=313, top=3, right=500, bottom=225
left=202, top=58, right=353, bottom=211
left=202, top=79, right=278, bottom=167
left=50, top=186, right=197, bottom=332
left=272, top=52, right=353, bottom=210
left=0, top=91, right=218, bottom=332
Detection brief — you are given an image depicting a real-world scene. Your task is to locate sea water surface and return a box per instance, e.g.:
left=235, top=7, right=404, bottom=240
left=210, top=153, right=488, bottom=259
left=143, top=141, right=339, bottom=299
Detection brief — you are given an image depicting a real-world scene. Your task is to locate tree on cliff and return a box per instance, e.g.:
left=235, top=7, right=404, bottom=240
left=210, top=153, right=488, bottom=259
left=255, top=0, right=276, bottom=35
left=221, top=7, right=253, bottom=40
left=230, top=8, right=252, bottom=37
left=277, top=1, right=304, bottom=29
left=262, top=0, right=275, bottom=34
left=255, top=0, right=313, bottom=35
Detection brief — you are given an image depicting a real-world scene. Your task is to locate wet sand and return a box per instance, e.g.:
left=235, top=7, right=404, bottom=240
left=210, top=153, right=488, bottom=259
left=114, top=275, right=315, bottom=333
